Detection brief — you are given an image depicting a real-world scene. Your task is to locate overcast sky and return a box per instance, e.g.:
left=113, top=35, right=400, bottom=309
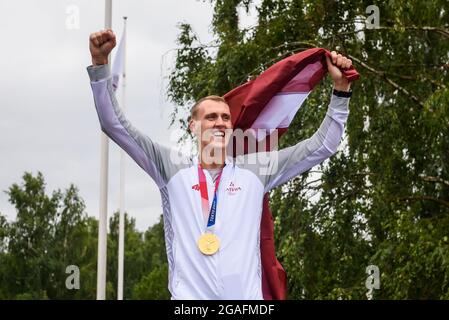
left=0, top=0, right=258, bottom=231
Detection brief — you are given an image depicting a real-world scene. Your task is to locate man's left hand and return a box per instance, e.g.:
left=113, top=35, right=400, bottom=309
left=326, top=51, right=352, bottom=92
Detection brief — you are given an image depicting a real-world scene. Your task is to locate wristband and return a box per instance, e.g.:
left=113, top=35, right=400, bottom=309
left=333, top=89, right=352, bottom=98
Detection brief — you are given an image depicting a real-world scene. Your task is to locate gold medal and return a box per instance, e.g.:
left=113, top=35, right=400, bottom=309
left=197, top=233, right=220, bottom=255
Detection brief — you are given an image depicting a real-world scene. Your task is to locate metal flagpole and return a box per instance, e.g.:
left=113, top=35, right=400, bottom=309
left=97, top=0, right=112, bottom=301
left=117, top=16, right=127, bottom=301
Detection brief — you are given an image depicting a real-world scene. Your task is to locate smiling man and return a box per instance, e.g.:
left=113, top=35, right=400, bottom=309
left=87, top=29, right=353, bottom=299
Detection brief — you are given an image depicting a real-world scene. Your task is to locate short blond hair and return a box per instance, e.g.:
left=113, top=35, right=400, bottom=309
left=190, top=95, right=227, bottom=120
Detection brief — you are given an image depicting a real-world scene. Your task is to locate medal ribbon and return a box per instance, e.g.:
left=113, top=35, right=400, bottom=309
left=198, top=165, right=222, bottom=228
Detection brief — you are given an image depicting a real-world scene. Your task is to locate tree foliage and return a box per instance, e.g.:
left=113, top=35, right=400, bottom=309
left=0, top=172, right=97, bottom=299
left=106, top=212, right=169, bottom=300
left=0, top=172, right=169, bottom=299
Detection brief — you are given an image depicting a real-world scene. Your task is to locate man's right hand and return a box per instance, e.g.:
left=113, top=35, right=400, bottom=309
left=89, top=29, right=116, bottom=66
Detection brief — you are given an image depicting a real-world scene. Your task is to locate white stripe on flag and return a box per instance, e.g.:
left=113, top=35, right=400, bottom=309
left=251, top=92, right=309, bottom=129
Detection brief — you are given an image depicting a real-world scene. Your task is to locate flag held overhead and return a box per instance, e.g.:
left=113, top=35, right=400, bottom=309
left=225, top=48, right=359, bottom=133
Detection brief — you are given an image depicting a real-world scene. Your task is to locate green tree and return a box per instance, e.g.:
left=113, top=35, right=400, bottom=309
left=0, top=213, right=9, bottom=299
left=0, top=172, right=97, bottom=299
left=0, top=172, right=172, bottom=300
left=167, top=0, right=449, bottom=299
left=132, top=264, right=169, bottom=300
left=105, top=212, right=169, bottom=300
left=106, top=211, right=144, bottom=299
left=132, top=217, right=170, bottom=300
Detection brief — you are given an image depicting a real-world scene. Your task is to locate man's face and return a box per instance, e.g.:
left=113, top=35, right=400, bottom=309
left=190, top=100, right=233, bottom=151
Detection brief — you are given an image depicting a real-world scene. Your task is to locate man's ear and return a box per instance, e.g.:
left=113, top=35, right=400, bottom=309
left=188, top=118, right=196, bottom=136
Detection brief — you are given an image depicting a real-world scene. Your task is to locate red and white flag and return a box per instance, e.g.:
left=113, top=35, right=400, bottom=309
left=225, top=48, right=359, bottom=142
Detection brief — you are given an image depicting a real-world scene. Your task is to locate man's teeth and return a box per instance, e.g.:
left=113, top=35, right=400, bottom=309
left=213, top=132, right=225, bottom=137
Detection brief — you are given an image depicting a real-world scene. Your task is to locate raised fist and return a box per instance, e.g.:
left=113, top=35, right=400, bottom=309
left=325, top=50, right=352, bottom=91
left=89, top=29, right=116, bottom=66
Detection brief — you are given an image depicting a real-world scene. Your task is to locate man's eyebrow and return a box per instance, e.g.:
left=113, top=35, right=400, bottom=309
left=204, top=112, right=231, bottom=117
